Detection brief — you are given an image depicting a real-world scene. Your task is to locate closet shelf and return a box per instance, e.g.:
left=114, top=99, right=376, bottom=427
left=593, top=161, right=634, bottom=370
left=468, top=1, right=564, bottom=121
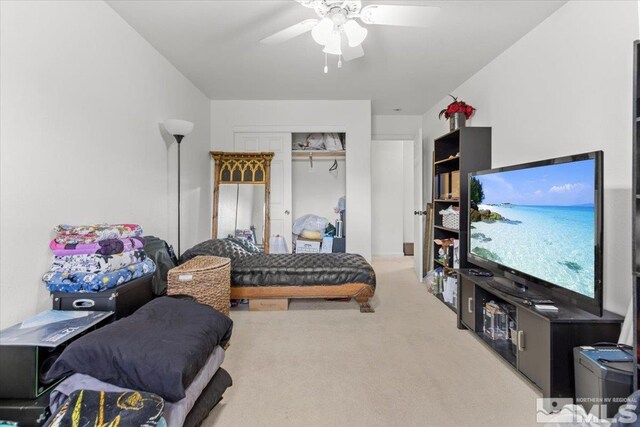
left=292, top=150, right=345, bottom=158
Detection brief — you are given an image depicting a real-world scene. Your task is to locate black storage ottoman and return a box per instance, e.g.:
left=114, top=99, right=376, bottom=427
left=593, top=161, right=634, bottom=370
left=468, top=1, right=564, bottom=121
left=51, top=274, right=153, bottom=320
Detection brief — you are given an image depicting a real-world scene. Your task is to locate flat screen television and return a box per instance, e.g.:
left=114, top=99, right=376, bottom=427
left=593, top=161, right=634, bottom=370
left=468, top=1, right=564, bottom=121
left=467, top=151, right=603, bottom=316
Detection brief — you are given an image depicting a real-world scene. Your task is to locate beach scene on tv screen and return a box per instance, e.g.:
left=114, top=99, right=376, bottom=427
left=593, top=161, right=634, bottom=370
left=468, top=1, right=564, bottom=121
left=469, top=159, right=596, bottom=298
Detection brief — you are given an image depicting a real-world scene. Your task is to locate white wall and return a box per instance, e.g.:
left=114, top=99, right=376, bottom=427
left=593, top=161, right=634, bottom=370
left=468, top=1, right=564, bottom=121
left=403, top=141, right=415, bottom=243
left=292, top=158, right=346, bottom=226
left=422, top=0, right=638, bottom=315
left=211, top=100, right=372, bottom=260
left=371, top=141, right=404, bottom=256
left=372, top=115, right=422, bottom=140
left=0, top=1, right=211, bottom=327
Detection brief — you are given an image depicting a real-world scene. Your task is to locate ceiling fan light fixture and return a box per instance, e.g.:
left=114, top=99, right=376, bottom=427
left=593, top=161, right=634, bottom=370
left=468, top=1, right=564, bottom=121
left=342, top=19, right=367, bottom=47
left=322, top=31, right=342, bottom=55
left=311, top=17, right=334, bottom=46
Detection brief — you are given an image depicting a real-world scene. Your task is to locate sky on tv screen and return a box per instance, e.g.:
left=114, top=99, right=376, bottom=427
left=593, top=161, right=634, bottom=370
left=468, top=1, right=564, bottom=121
left=479, top=159, right=595, bottom=206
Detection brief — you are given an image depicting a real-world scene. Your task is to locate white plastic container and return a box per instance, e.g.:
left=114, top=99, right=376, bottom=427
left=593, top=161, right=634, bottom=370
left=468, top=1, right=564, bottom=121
left=270, top=235, right=289, bottom=254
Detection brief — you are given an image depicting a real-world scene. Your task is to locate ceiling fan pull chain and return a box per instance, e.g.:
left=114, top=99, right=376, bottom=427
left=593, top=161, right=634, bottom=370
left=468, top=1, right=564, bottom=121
left=324, top=52, right=328, bottom=74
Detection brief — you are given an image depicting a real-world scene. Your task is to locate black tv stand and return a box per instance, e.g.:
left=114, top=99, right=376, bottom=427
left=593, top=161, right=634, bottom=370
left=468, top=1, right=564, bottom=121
left=457, top=269, right=623, bottom=400
left=485, top=277, right=551, bottom=304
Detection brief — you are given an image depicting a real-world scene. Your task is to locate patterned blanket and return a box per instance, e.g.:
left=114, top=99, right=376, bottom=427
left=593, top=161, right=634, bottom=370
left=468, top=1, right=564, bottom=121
left=50, top=237, right=145, bottom=256
left=51, top=250, right=146, bottom=274
left=44, top=259, right=156, bottom=293
left=47, top=389, right=164, bottom=427
left=54, top=224, right=143, bottom=244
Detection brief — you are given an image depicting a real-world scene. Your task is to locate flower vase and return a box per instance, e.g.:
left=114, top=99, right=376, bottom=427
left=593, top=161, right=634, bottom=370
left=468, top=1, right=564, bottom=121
left=449, top=113, right=466, bottom=132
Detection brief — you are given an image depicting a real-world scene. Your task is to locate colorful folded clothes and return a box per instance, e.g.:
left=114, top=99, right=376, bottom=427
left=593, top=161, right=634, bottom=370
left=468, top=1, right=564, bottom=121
left=54, top=224, right=143, bottom=244
left=50, top=236, right=145, bottom=256
left=50, top=250, right=147, bottom=274
left=44, top=259, right=156, bottom=293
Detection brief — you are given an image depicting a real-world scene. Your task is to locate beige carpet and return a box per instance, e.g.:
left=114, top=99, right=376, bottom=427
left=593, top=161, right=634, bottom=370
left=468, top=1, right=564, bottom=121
left=204, top=256, right=541, bottom=427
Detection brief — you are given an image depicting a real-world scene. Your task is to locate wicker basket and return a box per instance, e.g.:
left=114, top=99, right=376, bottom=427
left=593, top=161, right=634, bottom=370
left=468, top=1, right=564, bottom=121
left=440, top=206, right=460, bottom=230
left=167, top=256, right=231, bottom=317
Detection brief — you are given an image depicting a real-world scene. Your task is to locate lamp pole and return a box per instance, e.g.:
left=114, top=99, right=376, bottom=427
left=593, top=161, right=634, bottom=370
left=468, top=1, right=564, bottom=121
left=175, top=134, right=184, bottom=257
left=163, top=119, right=193, bottom=260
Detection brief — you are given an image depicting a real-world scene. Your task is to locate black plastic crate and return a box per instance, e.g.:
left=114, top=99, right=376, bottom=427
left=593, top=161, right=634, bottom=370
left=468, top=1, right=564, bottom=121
left=51, top=274, right=153, bottom=319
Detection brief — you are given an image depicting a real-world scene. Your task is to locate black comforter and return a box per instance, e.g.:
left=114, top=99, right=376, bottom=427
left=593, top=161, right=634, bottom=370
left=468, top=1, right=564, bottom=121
left=182, top=239, right=376, bottom=289
left=233, top=253, right=376, bottom=288
left=46, top=297, right=233, bottom=402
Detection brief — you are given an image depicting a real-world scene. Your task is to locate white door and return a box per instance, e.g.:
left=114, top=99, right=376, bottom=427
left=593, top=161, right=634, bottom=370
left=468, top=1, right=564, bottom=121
left=413, top=128, right=424, bottom=281
left=234, top=133, right=292, bottom=250
left=371, top=141, right=404, bottom=256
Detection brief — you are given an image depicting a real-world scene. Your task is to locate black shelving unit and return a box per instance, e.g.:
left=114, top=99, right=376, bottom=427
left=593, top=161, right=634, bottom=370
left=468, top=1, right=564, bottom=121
left=633, top=40, right=639, bottom=389
left=430, top=127, right=491, bottom=311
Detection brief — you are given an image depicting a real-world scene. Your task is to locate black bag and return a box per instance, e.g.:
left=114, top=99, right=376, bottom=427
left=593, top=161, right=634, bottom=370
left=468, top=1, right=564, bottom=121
left=143, top=236, right=178, bottom=296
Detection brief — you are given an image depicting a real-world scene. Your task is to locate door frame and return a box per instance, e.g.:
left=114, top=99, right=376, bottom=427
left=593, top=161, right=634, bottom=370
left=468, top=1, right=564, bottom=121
left=413, top=128, right=425, bottom=281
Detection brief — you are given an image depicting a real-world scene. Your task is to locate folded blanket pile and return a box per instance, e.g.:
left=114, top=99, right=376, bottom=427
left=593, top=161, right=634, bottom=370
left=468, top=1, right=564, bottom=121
left=50, top=236, right=145, bottom=256
left=54, top=223, right=143, bottom=244
left=43, top=224, right=155, bottom=293
left=44, top=258, right=156, bottom=293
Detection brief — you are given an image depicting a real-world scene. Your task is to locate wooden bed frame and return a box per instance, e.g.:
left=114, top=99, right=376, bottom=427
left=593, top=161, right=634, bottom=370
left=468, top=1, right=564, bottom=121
left=230, top=283, right=375, bottom=313
left=210, top=152, right=375, bottom=314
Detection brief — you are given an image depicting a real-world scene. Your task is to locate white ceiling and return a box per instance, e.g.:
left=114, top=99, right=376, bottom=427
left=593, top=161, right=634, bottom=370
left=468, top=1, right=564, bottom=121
left=108, top=0, right=566, bottom=115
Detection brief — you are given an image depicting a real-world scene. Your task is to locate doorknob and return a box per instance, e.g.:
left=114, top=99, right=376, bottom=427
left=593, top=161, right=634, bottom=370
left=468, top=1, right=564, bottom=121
left=284, top=210, right=290, bottom=215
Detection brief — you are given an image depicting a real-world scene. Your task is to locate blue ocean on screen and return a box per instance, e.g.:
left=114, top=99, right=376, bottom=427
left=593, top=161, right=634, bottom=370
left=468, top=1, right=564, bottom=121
left=469, top=159, right=596, bottom=298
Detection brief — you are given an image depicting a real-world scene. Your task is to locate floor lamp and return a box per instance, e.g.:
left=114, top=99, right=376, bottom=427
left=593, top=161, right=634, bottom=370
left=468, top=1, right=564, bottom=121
left=163, top=119, right=194, bottom=257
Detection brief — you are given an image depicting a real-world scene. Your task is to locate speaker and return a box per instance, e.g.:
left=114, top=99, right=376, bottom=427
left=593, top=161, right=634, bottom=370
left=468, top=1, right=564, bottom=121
left=0, top=344, right=66, bottom=399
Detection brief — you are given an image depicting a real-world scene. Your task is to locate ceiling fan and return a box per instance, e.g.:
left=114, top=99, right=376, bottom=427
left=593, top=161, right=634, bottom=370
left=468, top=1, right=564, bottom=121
left=260, top=0, right=440, bottom=72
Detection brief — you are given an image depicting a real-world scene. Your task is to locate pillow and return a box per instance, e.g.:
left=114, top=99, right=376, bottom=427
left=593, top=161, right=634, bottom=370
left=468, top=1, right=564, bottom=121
left=226, top=237, right=261, bottom=253
left=45, top=297, right=233, bottom=402
left=300, top=229, right=322, bottom=240
left=181, top=239, right=250, bottom=264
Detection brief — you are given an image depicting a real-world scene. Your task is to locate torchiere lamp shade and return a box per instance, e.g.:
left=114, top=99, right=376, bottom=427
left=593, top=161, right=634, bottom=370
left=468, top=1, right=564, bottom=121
left=164, top=119, right=194, bottom=138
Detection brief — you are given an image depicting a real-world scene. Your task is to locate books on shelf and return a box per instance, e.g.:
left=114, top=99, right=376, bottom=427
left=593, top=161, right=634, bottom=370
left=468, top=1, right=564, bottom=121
left=451, top=170, right=460, bottom=199
left=453, top=239, right=460, bottom=269
left=435, top=170, right=461, bottom=200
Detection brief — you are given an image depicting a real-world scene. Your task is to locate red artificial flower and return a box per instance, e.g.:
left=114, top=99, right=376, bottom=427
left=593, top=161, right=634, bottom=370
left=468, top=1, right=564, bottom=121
left=438, top=95, right=476, bottom=120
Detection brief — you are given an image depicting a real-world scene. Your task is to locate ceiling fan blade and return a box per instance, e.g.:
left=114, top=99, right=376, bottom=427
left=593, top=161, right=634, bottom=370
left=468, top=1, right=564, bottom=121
left=360, top=5, right=440, bottom=28
left=341, top=41, right=364, bottom=62
left=260, top=19, right=319, bottom=45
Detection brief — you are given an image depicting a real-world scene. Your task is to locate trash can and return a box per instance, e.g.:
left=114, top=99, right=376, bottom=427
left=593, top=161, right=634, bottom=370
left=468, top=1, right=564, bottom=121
left=574, top=346, right=634, bottom=419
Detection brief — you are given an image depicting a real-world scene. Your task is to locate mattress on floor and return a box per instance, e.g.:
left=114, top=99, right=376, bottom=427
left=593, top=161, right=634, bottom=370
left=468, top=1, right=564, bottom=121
left=232, top=253, right=376, bottom=288
left=49, top=346, right=225, bottom=427
left=183, top=368, right=232, bottom=427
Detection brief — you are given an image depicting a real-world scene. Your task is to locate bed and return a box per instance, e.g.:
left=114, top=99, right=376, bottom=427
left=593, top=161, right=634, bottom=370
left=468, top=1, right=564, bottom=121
left=182, top=239, right=376, bottom=312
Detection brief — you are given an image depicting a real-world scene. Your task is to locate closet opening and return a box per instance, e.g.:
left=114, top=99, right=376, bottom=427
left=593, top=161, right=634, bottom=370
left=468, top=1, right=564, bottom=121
left=291, top=132, right=346, bottom=254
